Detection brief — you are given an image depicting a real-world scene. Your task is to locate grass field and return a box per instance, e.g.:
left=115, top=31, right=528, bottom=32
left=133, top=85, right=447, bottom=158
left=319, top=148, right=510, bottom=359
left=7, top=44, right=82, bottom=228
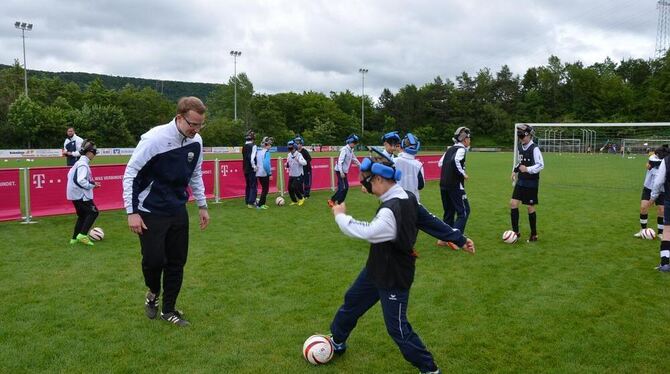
left=1, top=152, right=668, bottom=373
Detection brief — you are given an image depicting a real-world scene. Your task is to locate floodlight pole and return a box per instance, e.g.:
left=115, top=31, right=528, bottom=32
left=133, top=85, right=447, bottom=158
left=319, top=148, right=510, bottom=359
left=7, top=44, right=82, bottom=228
left=14, top=21, right=33, bottom=97
left=230, top=50, right=242, bottom=121
left=359, top=68, right=368, bottom=136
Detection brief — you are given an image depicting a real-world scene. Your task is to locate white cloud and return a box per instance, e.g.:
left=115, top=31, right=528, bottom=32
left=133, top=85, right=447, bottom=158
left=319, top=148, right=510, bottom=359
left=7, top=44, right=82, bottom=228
left=0, top=0, right=657, bottom=99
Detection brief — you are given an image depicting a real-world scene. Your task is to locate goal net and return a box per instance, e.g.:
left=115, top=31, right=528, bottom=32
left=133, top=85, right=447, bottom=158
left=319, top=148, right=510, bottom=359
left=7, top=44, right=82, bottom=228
left=511, top=122, right=670, bottom=193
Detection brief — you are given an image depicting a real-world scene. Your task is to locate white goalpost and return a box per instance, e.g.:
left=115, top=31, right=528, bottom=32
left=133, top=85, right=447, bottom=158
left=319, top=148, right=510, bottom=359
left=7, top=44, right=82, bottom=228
left=512, top=122, right=670, bottom=168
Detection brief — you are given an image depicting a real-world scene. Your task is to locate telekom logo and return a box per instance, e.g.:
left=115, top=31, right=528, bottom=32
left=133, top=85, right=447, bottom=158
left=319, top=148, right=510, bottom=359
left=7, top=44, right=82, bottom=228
left=33, top=174, right=46, bottom=188
left=220, top=164, right=229, bottom=176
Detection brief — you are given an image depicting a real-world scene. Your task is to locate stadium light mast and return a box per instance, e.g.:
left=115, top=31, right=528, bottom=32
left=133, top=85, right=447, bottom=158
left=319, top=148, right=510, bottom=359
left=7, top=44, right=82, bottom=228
left=359, top=68, right=368, bottom=136
left=14, top=21, right=33, bottom=97
left=230, top=50, right=242, bottom=121
left=656, top=1, right=670, bottom=58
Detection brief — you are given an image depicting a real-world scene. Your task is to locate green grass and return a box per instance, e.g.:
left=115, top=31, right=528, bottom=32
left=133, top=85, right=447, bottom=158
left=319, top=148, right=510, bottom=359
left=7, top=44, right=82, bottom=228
left=0, top=152, right=668, bottom=373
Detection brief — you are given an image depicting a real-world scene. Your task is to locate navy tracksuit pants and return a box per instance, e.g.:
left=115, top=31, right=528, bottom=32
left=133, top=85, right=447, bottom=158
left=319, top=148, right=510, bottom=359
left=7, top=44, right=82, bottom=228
left=244, top=172, right=257, bottom=205
left=330, top=268, right=438, bottom=373
left=417, top=204, right=464, bottom=243
left=302, top=170, right=312, bottom=197
left=441, top=187, right=470, bottom=233
left=331, top=171, right=349, bottom=203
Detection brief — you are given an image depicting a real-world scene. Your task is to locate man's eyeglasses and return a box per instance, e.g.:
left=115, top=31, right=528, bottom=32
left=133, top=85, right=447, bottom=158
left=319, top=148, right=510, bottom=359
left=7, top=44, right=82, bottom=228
left=182, top=115, right=206, bottom=129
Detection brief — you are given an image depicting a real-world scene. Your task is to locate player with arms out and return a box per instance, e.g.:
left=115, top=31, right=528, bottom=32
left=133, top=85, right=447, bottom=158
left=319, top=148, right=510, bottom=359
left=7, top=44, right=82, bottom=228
left=327, top=156, right=473, bottom=374
left=371, top=134, right=473, bottom=251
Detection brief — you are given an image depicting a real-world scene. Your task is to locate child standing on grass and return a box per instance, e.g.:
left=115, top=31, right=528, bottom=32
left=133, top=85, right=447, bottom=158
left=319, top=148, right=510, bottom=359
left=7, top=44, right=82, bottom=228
left=510, top=124, right=544, bottom=242
left=651, top=149, right=670, bottom=272
left=635, top=145, right=668, bottom=238
left=329, top=134, right=361, bottom=207
left=255, top=137, right=273, bottom=209
left=66, top=140, right=100, bottom=246
left=286, top=140, right=307, bottom=206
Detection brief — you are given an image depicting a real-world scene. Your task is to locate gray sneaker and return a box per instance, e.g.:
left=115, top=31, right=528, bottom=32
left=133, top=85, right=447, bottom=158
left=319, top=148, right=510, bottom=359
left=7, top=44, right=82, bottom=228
left=658, top=264, right=670, bottom=272
left=161, top=310, right=190, bottom=326
left=145, top=291, right=159, bottom=319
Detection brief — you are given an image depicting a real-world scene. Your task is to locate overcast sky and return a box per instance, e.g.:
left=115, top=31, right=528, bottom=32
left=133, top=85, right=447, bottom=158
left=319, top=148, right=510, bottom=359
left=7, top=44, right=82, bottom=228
left=0, top=0, right=660, bottom=98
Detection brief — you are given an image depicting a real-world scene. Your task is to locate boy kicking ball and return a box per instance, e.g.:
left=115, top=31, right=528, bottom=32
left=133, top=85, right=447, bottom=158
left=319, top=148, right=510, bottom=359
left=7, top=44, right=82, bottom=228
left=326, top=156, right=474, bottom=374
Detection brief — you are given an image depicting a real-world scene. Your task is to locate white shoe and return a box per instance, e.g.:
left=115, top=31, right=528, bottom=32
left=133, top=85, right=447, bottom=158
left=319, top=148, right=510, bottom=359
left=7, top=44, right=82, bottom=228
left=634, top=230, right=643, bottom=238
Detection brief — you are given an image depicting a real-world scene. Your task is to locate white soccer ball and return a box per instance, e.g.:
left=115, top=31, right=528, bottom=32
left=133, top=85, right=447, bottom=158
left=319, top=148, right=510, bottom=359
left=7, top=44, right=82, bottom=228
left=89, top=227, right=105, bottom=241
left=275, top=196, right=285, bottom=206
left=502, top=230, right=518, bottom=244
left=641, top=228, right=656, bottom=240
left=302, top=334, right=333, bottom=365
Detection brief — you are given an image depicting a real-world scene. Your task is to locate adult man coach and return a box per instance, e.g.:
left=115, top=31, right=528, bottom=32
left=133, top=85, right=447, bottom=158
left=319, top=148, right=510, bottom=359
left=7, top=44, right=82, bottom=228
left=123, top=96, right=210, bottom=326
left=510, top=124, right=544, bottom=242
left=63, top=127, right=84, bottom=166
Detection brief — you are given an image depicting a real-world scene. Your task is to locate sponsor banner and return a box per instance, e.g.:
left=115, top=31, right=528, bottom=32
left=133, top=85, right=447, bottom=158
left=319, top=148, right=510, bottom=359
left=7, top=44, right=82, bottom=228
left=218, top=159, right=280, bottom=199
left=210, top=146, right=241, bottom=154
left=0, top=169, right=21, bottom=221
left=347, top=158, right=362, bottom=187
left=218, top=160, right=246, bottom=198
left=29, top=165, right=128, bottom=217
left=0, top=149, right=62, bottom=158
left=415, top=155, right=442, bottom=181
left=188, top=160, right=216, bottom=200
left=269, top=159, right=280, bottom=194
left=29, top=167, right=76, bottom=216
left=97, top=148, right=136, bottom=156
left=310, top=157, right=333, bottom=191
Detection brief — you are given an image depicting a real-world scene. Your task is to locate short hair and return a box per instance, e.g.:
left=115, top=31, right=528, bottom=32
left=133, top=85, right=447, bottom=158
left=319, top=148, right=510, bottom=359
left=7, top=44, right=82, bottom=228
left=176, top=96, right=206, bottom=116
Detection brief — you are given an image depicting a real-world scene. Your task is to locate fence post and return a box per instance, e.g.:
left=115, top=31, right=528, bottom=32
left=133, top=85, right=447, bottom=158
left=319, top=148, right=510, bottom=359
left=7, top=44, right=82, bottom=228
left=20, top=167, right=37, bottom=224
left=330, top=157, right=335, bottom=191
left=278, top=157, right=285, bottom=196
left=214, top=158, right=221, bottom=204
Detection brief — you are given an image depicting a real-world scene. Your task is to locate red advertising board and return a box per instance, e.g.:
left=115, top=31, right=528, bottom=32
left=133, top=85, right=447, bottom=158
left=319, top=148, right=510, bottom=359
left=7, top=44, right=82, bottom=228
left=90, top=164, right=127, bottom=211
left=0, top=169, right=21, bottom=221
left=416, top=154, right=442, bottom=180
left=29, top=165, right=128, bottom=217
left=29, top=167, right=75, bottom=216
left=219, top=160, right=246, bottom=198
left=218, top=159, right=280, bottom=198
left=201, top=160, right=216, bottom=198
left=188, top=160, right=216, bottom=200
left=310, top=157, right=333, bottom=191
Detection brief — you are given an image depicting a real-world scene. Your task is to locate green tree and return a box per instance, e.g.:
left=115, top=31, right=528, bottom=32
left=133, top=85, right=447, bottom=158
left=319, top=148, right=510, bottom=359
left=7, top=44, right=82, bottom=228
left=72, top=105, right=133, bottom=147
left=117, top=85, right=174, bottom=141
left=6, top=95, right=43, bottom=148
left=207, top=73, right=254, bottom=122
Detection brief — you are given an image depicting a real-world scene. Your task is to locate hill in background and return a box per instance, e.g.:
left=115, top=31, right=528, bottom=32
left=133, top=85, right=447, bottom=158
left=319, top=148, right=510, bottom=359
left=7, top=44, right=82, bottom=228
left=0, top=64, right=220, bottom=102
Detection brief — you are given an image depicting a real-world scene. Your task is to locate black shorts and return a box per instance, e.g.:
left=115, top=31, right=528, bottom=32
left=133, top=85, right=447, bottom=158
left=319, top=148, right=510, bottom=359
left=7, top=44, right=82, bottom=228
left=512, top=185, right=539, bottom=205
left=641, top=187, right=664, bottom=205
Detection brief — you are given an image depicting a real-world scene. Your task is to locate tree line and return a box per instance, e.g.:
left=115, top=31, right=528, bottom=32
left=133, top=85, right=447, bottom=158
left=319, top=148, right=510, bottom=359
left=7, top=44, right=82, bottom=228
left=1, top=53, right=670, bottom=149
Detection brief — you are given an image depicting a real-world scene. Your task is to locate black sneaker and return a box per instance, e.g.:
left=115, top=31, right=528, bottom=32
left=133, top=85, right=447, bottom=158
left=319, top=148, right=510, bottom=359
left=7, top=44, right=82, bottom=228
left=145, top=291, right=159, bottom=319
left=161, top=310, right=190, bottom=326
left=527, top=235, right=538, bottom=242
